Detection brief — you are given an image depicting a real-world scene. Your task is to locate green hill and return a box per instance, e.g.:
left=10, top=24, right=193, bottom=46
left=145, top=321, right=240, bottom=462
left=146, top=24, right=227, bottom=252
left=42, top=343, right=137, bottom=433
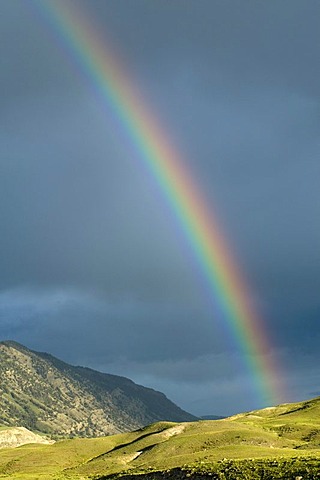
left=0, top=396, right=320, bottom=479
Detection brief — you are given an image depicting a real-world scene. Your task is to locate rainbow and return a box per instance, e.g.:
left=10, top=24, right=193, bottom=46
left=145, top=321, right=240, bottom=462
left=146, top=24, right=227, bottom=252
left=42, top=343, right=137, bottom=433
left=31, top=0, right=283, bottom=406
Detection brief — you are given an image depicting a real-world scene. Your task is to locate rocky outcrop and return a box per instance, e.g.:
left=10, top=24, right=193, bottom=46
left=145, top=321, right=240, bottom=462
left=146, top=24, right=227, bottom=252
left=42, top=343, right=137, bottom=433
left=0, top=427, right=54, bottom=448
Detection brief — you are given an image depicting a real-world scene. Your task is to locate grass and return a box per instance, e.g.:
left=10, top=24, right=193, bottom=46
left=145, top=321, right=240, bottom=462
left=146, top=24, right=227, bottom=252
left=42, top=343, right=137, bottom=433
left=0, top=397, right=320, bottom=479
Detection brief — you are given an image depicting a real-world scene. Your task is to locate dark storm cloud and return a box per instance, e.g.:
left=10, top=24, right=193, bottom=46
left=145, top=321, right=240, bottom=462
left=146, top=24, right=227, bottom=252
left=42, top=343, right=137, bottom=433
left=75, top=0, right=320, bottom=90
left=1, top=0, right=320, bottom=415
left=0, top=93, right=200, bottom=300
left=0, top=3, right=82, bottom=107
left=0, top=287, right=227, bottom=363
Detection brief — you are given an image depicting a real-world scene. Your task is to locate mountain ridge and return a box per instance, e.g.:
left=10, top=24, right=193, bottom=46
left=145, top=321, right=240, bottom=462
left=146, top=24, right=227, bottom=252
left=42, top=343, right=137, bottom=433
left=0, top=340, right=196, bottom=438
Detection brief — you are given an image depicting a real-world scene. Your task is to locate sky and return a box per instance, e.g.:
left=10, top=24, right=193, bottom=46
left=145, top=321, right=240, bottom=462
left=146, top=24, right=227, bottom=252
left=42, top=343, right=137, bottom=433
left=1, top=0, right=320, bottom=417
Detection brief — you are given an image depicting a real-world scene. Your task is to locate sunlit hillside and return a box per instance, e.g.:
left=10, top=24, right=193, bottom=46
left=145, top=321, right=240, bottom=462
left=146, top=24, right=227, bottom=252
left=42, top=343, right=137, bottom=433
left=0, top=396, right=320, bottom=479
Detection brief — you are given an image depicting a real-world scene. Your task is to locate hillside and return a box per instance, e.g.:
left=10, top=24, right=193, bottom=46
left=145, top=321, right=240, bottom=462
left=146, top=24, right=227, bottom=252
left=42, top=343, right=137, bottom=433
left=0, top=341, right=195, bottom=437
left=0, top=395, right=320, bottom=479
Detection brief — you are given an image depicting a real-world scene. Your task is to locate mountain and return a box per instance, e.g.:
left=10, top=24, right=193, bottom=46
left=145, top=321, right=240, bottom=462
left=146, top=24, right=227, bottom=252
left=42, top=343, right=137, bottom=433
left=200, top=415, right=225, bottom=420
left=0, top=341, right=196, bottom=437
left=0, top=395, right=320, bottom=479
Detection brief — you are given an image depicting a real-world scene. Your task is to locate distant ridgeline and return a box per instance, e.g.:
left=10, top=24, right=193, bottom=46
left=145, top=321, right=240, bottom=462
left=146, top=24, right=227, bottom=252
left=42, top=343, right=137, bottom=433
left=0, top=341, right=196, bottom=437
left=200, top=415, right=225, bottom=420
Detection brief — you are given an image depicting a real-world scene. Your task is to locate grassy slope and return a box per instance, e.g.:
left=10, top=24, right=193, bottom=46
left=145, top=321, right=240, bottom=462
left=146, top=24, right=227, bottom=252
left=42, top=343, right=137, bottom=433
left=0, top=397, right=320, bottom=479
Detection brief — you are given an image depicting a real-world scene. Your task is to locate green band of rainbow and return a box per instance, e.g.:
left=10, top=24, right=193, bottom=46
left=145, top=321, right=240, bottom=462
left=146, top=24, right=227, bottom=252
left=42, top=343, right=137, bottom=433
left=32, top=0, right=283, bottom=406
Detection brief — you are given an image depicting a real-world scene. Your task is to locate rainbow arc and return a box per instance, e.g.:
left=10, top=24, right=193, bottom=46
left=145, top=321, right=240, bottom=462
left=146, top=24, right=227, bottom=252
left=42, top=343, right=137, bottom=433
left=32, top=0, right=283, bottom=406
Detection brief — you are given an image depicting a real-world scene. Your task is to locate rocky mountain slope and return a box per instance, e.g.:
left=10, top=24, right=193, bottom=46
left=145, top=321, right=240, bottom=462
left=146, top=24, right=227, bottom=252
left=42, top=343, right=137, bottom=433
left=0, top=341, right=195, bottom=437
